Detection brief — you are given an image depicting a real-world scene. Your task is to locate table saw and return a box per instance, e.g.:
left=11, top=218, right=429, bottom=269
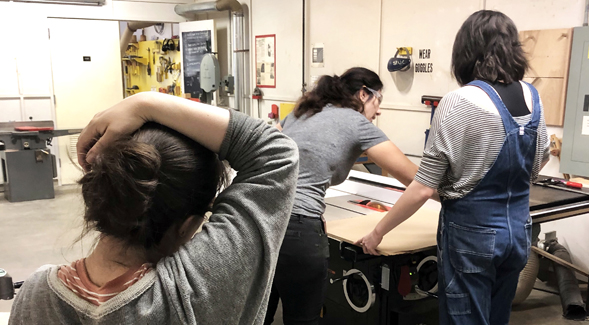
left=321, top=170, right=589, bottom=325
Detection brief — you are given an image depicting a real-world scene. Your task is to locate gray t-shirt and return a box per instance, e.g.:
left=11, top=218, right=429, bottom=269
left=9, top=110, right=299, bottom=325
left=280, top=105, right=388, bottom=217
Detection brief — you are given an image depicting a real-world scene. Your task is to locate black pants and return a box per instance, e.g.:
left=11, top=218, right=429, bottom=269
left=264, top=214, right=330, bottom=325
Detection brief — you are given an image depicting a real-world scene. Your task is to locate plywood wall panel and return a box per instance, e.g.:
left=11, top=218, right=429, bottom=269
left=524, top=77, right=566, bottom=126
left=521, top=28, right=573, bottom=78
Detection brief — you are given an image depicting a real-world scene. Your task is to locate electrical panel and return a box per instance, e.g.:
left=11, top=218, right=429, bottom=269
left=561, top=27, right=589, bottom=177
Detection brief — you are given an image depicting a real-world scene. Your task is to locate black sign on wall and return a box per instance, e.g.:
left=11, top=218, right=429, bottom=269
left=182, top=30, right=212, bottom=98
left=415, top=49, right=433, bottom=73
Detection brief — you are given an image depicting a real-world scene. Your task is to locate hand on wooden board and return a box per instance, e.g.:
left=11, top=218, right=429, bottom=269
left=354, top=230, right=383, bottom=255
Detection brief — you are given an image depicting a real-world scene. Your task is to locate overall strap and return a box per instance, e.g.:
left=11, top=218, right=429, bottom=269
left=467, top=80, right=520, bottom=132
left=521, top=81, right=542, bottom=129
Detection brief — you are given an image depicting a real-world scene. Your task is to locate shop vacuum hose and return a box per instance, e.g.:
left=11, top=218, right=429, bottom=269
left=546, top=240, right=587, bottom=320
left=513, top=249, right=540, bottom=305
left=513, top=223, right=541, bottom=306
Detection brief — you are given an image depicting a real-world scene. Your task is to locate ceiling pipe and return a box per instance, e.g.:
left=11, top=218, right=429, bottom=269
left=175, top=0, right=242, bottom=16
left=120, top=21, right=157, bottom=58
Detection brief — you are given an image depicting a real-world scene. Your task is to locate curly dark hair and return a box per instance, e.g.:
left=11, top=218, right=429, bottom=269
left=293, top=67, right=383, bottom=118
left=78, top=122, right=227, bottom=263
left=451, top=10, right=528, bottom=86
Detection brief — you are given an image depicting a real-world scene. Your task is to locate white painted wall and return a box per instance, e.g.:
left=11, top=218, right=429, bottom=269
left=50, top=18, right=125, bottom=185
left=308, top=0, right=381, bottom=80
left=251, top=0, right=302, bottom=102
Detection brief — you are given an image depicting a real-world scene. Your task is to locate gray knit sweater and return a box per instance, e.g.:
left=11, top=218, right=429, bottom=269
left=8, top=110, right=299, bottom=325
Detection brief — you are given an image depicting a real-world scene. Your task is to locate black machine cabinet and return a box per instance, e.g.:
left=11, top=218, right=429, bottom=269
left=321, top=239, right=439, bottom=325
left=321, top=173, right=589, bottom=325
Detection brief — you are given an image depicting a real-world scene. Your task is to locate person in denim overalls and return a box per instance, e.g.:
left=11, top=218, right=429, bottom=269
left=357, top=10, right=549, bottom=324
left=434, top=78, right=540, bottom=324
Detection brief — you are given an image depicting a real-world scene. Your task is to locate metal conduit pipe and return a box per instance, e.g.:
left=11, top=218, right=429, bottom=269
left=584, top=0, right=589, bottom=26
left=175, top=0, right=242, bottom=16
left=175, top=1, right=217, bottom=15
left=546, top=240, right=587, bottom=320
left=232, top=11, right=245, bottom=113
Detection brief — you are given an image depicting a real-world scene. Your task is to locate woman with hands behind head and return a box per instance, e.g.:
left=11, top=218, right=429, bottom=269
left=9, top=92, right=299, bottom=325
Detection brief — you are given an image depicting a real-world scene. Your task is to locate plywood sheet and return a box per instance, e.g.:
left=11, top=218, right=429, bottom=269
left=523, top=77, right=566, bottom=126
left=520, top=28, right=573, bottom=78
left=326, top=206, right=439, bottom=256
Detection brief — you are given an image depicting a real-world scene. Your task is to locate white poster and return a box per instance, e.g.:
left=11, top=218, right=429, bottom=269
left=255, top=34, right=276, bottom=88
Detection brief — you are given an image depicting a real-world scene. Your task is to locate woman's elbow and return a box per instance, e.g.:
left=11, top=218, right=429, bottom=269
left=412, top=181, right=436, bottom=201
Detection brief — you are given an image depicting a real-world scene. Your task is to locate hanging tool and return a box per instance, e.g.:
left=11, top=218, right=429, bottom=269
left=147, top=48, right=152, bottom=76
left=156, top=66, right=161, bottom=82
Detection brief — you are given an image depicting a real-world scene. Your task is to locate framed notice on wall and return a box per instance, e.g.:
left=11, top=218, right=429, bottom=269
left=255, top=34, right=276, bottom=88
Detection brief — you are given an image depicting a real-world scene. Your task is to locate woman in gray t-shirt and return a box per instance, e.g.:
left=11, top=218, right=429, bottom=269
left=264, top=67, right=419, bottom=324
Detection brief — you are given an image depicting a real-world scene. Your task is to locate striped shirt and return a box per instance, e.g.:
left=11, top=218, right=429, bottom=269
left=415, top=83, right=550, bottom=199
left=57, top=259, right=152, bottom=306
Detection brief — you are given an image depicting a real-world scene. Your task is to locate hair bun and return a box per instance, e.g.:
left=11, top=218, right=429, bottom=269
left=80, top=140, right=161, bottom=240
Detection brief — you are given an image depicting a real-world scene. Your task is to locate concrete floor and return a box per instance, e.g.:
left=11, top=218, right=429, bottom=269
left=1, top=185, right=587, bottom=324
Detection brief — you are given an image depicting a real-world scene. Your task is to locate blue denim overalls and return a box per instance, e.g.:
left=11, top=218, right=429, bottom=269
left=437, top=80, right=541, bottom=325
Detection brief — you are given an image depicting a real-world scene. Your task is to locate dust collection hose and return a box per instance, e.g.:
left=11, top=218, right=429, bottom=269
left=546, top=240, right=587, bottom=320
left=513, top=248, right=540, bottom=305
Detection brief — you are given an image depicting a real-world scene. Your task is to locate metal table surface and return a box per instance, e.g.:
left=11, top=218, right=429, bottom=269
left=325, top=172, right=589, bottom=225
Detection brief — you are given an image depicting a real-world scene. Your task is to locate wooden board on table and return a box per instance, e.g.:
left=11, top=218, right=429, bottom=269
left=326, top=206, right=439, bottom=256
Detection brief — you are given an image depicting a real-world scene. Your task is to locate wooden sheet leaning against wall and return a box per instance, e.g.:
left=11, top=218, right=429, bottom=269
left=520, top=28, right=574, bottom=127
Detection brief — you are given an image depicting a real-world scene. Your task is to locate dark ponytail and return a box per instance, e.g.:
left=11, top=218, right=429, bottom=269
left=78, top=123, right=227, bottom=262
left=294, top=67, right=383, bottom=118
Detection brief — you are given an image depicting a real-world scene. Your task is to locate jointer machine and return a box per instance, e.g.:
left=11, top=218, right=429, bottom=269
left=0, top=121, right=82, bottom=202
